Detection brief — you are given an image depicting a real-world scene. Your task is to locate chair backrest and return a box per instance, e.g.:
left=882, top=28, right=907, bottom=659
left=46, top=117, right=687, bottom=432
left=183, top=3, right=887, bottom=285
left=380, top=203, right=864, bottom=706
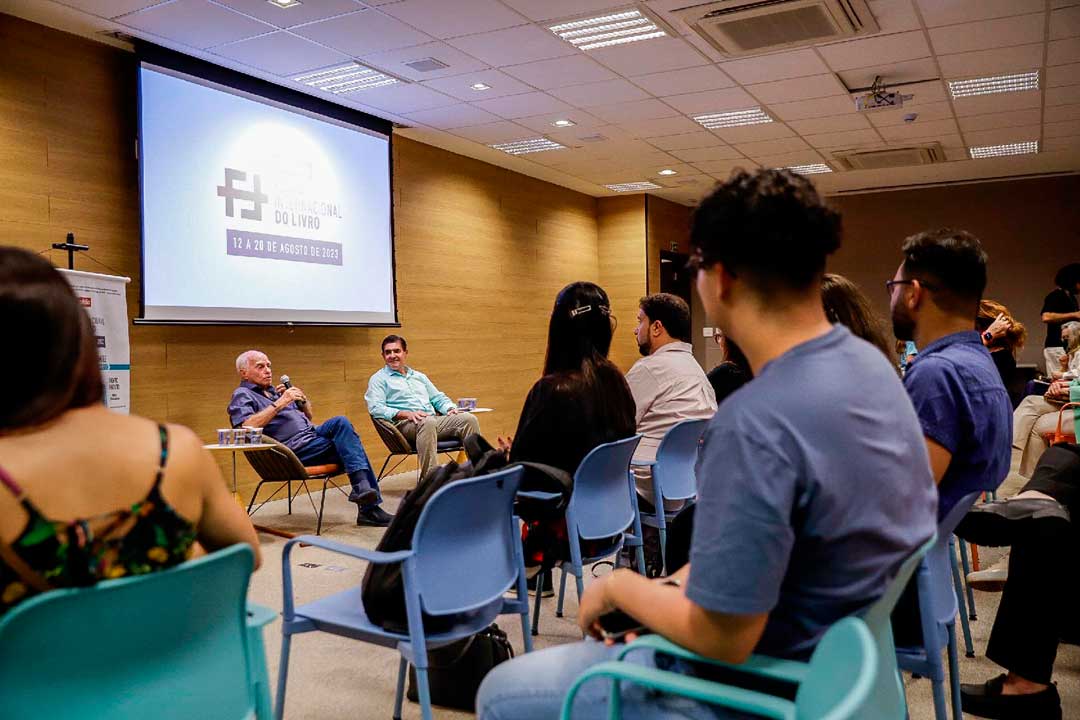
left=652, top=419, right=707, bottom=502
left=567, top=435, right=643, bottom=541
left=242, top=435, right=309, bottom=479
left=919, top=491, right=983, bottom=630
left=371, top=416, right=414, bottom=454
left=0, top=544, right=257, bottom=720
left=411, top=465, right=525, bottom=616
left=797, top=617, right=880, bottom=719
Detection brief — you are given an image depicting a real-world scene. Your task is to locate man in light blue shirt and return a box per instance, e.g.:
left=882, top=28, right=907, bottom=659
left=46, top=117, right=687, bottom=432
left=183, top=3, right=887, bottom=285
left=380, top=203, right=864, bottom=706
left=364, top=335, right=479, bottom=480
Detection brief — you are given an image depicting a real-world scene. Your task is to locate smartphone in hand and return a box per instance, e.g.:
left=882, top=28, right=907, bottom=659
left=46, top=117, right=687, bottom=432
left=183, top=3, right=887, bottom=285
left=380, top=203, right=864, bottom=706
left=597, top=609, right=648, bottom=642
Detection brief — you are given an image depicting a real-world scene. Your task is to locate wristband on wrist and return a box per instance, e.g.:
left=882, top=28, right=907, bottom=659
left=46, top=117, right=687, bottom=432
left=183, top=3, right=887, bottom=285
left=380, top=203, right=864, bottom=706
left=982, top=331, right=993, bottom=343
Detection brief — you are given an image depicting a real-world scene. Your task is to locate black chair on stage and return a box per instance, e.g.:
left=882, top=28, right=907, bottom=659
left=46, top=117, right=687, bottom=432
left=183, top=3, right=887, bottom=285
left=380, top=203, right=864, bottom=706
left=369, top=416, right=464, bottom=482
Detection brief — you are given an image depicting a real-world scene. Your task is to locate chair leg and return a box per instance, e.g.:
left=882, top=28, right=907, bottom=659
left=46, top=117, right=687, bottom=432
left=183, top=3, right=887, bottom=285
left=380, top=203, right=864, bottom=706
left=287, top=479, right=293, bottom=514
left=946, top=622, right=963, bottom=720
left=274, top=633, right=292, bottom=720
left=658, top=527, right=668, bottom=577
left=247, top=481, right=266, bottom=514
left=531, top=574, right=543, bottom=636
left=574, top=566, right=585, bottom=606
left=950, top=539, right=976, bottom=658
left=316, top=477, right=329, bottom=536
left=414, top=666, right=434, bottom=720
left=957, top=539, right=977, bottom=620
left=929, top=670, right=949, bottom=720
left=377, top=454, right=395, bottom=481
left=556, top=567, right=568, bottom=618
left=635, top=544, right=646, bottom=577
left=248, top=622, right=273, bottom=720
left=393, top=656, right=407, bottom=720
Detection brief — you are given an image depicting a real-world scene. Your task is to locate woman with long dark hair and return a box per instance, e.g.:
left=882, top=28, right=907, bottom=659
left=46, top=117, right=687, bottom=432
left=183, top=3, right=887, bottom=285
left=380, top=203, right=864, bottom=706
left=821, top=273, right=894, bottom=361
left=0, top=247, right=258, bottom=615
left=504, top=281, right=636, bottom=584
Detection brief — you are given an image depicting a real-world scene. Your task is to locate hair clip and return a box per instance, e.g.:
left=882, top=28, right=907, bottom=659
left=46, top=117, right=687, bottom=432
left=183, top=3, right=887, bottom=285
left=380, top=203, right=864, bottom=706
left=569, top=304, right=611, bottom=318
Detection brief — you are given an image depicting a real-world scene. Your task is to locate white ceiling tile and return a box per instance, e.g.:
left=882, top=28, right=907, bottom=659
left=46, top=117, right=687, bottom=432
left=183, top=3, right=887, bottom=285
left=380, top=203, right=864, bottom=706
left=747, top=74, right=848, bottom=104
left=818, top=31, right=930, bottom=72
left=401, top=103, right=503, bottom=129
left=448, top=120, right=536, bottom=143
left=292, top=8, right=434, bottom=55
left=1047, top=85, right=1080, bottom=106
left=768, top=95, right=857, bottom=121
left=937, top=44, right=1045, bottom=79
left=588, top=37, right=706, bottom=76
left=897, top=79, right=949, bottom=104
left=1047, top=63, right=1080, bottom=87
left=958, top=109, right=1043, bottom=132
left=754, top=150, right=828, bottom=168
left=693, top=160, right=755, bottom=175
left=549, top=79, right=652, bottom=108
left=1053, top=0, right=1080, bottom=9
left=803, top=128, right=884, bottom=148
left=719, top=49, right=830, bottom=85
left=444, top=24, right=576, bottom=66
left=590, top=99, right=679, bottom=123
left=212, top=31, right=349, bottom=75
left=214, top=0, right=363, bottom=29
left=1045, top=119, right=1080, bottom=137
left=419, top=69, right=534, bottom=101
left=787, top=114, right=872, bottom=134
left=617, top=116, right=703, bottom=137
left=733, top=136, right=811, bottom=159
left=1049, top=38, right=1080, bottom=65
left=121, top=0, right=274, bottom=49
left=544, top=124, right=638, bottom=146
left=1046, top=103, right=1080, bottom=122
left=500, top=55, right=618, bottom=90
left=1051, top=5, right=1080, bottom=39
left=630, top=65, right=735, bottom=96
left=378, top=0, right=528, bottom=39
left=358, top=82, right=458, bottom=113
left=663, top=87, right=757, bottom=115
left=1043, top=136, right=1080, bottom=152
left=514, top=109, right=607, bottom=133
left=867, top=101, right=954, bottom=126
left=710, top=122, right=797, bottom=143
left=963, top=125, right=1042, bottom=146
left=57, top=0, right=168, bottom=19
left=647, top=131, right=723, bottom=151
left=867, top=0, right=920, bottom=33
left=943, top=147, right=971, bottom=161
left=876, top=118, right=960, bottom=140
left=472, top=91, right=575, bottom=119
left=837, top=59, right=939, bottom=91
left=917, top=0, right=1045, bottom=27
left=498, top=0, right=630, bottom=22
left=360, top=41, right=490, bottom=81
left=929, top=13, right=1046, bottom=55
left=952, top=90, right=1043, bottom=116
left=669, top=146, right=745, bottom=163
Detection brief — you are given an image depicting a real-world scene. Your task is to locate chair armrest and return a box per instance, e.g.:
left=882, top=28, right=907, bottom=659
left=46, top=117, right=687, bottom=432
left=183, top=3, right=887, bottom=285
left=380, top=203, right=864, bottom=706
left=284, top=535, right=414, bottom=565
left=517, top=490, right=563, bottom=502
left=618, top=634, right=809, bottom=685
left=246, top=602, right=277, bottom=629
left=560, top=661, right=793, bottom=720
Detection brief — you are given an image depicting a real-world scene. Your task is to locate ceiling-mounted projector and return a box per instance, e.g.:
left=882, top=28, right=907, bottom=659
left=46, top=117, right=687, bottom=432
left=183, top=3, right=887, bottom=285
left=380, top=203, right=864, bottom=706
left=853, top=75, right=912, bottom=112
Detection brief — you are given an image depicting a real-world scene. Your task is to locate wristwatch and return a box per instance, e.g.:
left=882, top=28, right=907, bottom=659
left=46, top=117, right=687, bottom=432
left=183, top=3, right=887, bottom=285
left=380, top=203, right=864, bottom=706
left=982, top=330, right=993, bottom=343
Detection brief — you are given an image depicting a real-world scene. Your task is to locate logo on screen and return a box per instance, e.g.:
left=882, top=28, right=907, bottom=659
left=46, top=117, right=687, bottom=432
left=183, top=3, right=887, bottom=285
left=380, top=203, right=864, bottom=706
left=217, top=168, right=268, bottom=221
left=78, top=296, right=92, bottom=307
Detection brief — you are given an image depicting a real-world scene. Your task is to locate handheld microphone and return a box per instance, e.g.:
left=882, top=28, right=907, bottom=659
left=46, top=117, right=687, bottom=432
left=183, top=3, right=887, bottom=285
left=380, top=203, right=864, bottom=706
left=279, top=375, right=307, bottom=409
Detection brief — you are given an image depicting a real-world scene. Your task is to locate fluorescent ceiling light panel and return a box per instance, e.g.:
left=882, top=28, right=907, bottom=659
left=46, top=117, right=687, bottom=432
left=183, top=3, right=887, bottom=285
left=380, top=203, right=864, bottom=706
left=292, top=62, right=398, bottom=93
left=605, top=181, right=662, bottom=191
left=268, top=0, right=301, bottom=7
left=548, top=9, right=667, bottom=51
left=784, top=163, right=832, bottom=175
left=693, top=107, right=772, bottom=129
left=969, top=141, right=1038, bottom=159
left=490, top=138, right=567, bottom=155
left=948, top=71, right=1039, bottom=99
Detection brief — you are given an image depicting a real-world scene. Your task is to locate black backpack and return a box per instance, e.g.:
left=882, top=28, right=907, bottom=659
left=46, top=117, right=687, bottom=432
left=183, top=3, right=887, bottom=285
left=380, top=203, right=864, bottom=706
left=405, top=622, right=514, bottom=712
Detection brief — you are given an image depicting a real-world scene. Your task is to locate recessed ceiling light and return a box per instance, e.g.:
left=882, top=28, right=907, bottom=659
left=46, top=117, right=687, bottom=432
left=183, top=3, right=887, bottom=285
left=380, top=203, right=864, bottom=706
left=605, top=181, right=662, bottom=192
left=969, top=141, right=1038, bottom=159
left=470, top=82, right=492, bottom=91
left=692, top=107, right=772, bottom=129
left=292, top=62, right=399, bottom=93
left=548, top=9, right=668, bottom=52
left=784, top=163, right=832, bottom=175
left=490, top=138, right=567, bottom=155
left=657, top=169, right=678, bottom=176
left=948, top=70, right=1039, bottom=99
left=551, top=119, right=576, bottom=127
left=267, top=0, right=301, bottom=7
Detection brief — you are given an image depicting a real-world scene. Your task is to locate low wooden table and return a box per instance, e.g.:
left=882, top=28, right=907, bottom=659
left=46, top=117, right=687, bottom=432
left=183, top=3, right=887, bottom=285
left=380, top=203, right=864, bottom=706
left=203, top=443, right=294, bottom=539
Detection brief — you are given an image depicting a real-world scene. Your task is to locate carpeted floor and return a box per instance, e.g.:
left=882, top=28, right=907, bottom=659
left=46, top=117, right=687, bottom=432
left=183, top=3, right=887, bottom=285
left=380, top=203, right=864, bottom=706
left=245, top=470, right=1079, bottom=719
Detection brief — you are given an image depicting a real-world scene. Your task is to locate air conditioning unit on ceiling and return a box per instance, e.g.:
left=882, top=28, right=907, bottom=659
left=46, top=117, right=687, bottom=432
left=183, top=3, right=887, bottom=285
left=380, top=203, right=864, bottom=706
left=673, top=0, right=879, bottom=57
left=832, top=143, right=945, bottom=171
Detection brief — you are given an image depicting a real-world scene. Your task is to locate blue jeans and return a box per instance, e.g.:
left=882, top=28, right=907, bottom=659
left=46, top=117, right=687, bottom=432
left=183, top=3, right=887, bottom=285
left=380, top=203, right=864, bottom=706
left=476, top=639, right=721, bottom=720
left=294, top=416, right=381, bottom=504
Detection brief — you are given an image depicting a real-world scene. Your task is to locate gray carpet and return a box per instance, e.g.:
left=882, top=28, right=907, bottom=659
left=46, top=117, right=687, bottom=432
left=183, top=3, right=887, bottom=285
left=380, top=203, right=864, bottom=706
left=245, top=471, right=1079, bottom=719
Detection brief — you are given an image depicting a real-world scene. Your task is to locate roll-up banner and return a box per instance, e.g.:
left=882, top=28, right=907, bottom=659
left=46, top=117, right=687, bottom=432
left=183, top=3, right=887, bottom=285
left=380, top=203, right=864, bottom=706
left=60, top=269, right=132, bottom=414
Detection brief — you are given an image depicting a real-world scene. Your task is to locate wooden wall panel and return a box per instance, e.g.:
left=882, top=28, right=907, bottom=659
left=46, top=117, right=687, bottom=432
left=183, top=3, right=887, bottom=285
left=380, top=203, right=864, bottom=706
left=598, top=195, right=647, bottom=373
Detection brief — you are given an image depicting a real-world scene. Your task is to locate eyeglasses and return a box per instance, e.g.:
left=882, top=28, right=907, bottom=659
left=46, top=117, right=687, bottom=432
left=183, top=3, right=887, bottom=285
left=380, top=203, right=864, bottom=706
left=885, top=279, right=937, bottom=295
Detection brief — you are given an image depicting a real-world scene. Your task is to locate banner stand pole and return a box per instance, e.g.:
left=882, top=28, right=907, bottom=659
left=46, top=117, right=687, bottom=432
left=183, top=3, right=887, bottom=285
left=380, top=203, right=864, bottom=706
left=51, top=232, right=90, bottom=270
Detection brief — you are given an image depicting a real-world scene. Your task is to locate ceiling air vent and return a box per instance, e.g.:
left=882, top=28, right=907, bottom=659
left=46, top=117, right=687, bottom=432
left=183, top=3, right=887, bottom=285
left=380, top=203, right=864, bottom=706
left=673, top=0, right=879, bottom=57
left=832, top=143, right=945, bottom=171
left=404, top=58, right=450, bottom=73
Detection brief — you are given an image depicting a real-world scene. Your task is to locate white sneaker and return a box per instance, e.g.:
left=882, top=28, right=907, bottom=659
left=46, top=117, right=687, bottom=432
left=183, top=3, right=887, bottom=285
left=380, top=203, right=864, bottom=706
left=967, top=553, right=1008, bottom=592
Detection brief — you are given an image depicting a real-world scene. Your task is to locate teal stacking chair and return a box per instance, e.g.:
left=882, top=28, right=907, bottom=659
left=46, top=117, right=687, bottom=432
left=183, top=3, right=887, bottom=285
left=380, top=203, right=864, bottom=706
left=0, top=544, right=273, bottom=720
left=275, top=465, right=532, bottom=720
left=561, top=616, right=880, bottom=720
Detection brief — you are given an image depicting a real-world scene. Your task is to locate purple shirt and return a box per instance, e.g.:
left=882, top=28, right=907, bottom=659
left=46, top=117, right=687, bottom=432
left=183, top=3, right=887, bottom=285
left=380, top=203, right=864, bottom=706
left=903, top=330, right=1012, bottom=519
left=227, top=380, right=317, bottom=451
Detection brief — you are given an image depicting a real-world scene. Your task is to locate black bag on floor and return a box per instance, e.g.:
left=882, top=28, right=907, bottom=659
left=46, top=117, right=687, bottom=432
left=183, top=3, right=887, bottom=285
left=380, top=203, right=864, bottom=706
left=406, top=623, right=513, bottom=712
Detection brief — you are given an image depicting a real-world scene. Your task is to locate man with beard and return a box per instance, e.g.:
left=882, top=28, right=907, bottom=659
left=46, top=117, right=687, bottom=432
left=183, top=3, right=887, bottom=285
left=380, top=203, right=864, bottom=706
left=626, top=293, right=717, bottom=513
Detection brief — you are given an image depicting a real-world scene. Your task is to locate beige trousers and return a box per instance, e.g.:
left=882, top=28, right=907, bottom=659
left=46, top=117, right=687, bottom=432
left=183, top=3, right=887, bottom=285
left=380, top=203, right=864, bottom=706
left=1004, top=395, right=1065, bottom=494
left=396, top=412, right=480, bottom=480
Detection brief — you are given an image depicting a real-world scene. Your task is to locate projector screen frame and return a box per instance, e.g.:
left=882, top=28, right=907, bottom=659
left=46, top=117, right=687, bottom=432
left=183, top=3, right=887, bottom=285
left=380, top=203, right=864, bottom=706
left=133, top=43, right=400, bottom=327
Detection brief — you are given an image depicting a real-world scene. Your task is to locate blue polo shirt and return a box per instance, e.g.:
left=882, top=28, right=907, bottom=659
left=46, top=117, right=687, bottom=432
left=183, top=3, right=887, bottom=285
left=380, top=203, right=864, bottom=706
left=903, top=330, right=1011, bottom=518
left=688, top=325, right=938, bottom=659
left=227, top=380, right=316, bottom=451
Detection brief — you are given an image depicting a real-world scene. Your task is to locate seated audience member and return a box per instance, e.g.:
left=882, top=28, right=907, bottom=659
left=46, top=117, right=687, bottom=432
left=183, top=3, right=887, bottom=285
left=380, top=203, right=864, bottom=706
left=706, top=331, right=751, bottom=404
left=977, top=299, right=1024, bottom=392
left=955, top=444, right=1080, bottom=719
left=821, top=272, right=894, bottom=361
left=364, top=335, right=479, bottom=482
left=1040, top=263, right=1080, bottom=351
left=1007, top=371, right=1077, bottom=495
left=0, top=248, right=260, bottom=615
left=626, top=292, right=716, bottom=510
left=897, top=339, right=919, bottom=374
left=1051, top=321, right=1080, bottom=379
left=476, top=169, right=937, bottom=720
left=229, top=351, right=391, bottom=527
left=502, top=281, right=636, bottom=594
